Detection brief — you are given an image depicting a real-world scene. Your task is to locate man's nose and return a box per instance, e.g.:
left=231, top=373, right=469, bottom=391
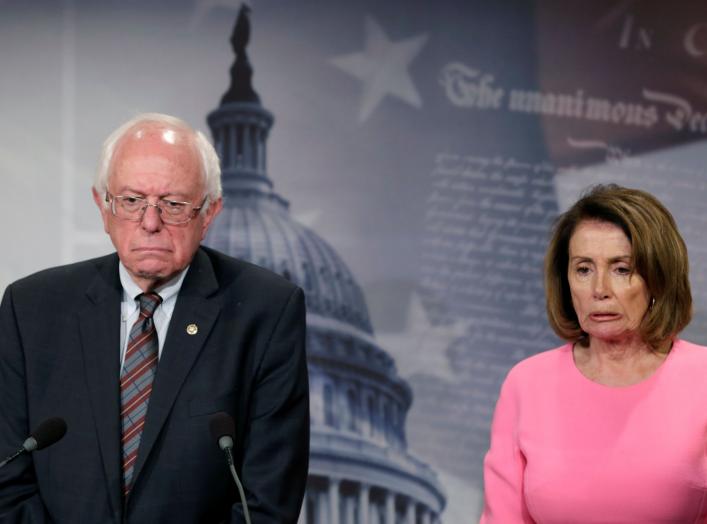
left=140, top=203, right=163, bottom=232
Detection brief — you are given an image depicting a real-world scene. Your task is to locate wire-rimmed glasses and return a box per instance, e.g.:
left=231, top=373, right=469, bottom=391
left=105, top=193, right=205, bottom=225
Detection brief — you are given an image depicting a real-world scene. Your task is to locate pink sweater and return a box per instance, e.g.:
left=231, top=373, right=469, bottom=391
left=481, top=339, right=707, bottom=523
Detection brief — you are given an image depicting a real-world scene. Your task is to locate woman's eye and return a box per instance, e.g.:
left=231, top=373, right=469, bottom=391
left=576, top=266, right=590, bottom=275
left=616, top=266, right=632, bottom=275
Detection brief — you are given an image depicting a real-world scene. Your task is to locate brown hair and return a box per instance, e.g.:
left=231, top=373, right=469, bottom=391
left=545, top=184, right=691, bottom=349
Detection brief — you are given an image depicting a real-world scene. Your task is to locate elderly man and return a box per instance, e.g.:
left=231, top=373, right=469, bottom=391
left=0, top=113, right=309, bottom=523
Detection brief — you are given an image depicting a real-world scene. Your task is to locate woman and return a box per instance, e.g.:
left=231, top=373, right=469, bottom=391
left=480, top=184, right=705, bottom=523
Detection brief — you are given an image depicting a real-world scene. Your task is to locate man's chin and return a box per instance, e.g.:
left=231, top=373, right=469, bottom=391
left=131, top=265, right=175, bottom=283
left=135, top=270, right=168, bottom=279
left=124, top=257, right=186, bottom=288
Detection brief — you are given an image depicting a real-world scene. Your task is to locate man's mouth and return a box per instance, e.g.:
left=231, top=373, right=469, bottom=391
left=133, top=247, right=171, bottom=253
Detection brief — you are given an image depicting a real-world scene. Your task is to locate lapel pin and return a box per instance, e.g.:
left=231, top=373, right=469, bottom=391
left=186, top=324, right=198, bottom=335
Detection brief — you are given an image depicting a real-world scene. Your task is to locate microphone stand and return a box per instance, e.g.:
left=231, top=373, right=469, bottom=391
left=0, top=448, right=25, bottom=469
left=223, top=447, right=252, bottom=524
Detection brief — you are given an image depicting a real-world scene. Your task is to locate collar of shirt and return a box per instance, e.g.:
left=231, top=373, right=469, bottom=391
left=118, top=263, right=189, bottom=368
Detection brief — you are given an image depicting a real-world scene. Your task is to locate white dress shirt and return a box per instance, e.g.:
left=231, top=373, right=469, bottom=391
left=118, top=262, right=188, bottom=370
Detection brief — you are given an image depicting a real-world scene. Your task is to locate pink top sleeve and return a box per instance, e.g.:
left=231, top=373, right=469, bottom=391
left=479, top=372, right=534, bottom=523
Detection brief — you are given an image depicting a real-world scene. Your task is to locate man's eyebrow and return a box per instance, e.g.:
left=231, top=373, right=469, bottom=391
left=115, top=187, right=145, bottom=196
left=117, top=188, right=191, bottom=199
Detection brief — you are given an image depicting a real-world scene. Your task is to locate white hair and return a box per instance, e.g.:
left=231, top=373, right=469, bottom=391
left=94, top=112, right=222, bottom=211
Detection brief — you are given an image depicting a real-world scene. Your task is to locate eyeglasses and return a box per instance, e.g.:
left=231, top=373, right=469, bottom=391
left=105, top=192, right=206, bottom=225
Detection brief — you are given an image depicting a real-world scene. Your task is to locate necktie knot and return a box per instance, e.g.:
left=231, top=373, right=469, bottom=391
left=138, top=292, right=162, bottom=318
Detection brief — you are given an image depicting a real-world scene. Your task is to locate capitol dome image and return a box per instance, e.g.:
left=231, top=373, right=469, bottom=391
left=204, top=7, right=445, bottom=523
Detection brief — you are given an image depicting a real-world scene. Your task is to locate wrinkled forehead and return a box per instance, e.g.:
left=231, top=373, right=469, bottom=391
left=109, top=123, right=202, bottom=181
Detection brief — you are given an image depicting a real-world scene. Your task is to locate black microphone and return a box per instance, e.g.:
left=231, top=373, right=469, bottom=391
left=209, top=412, right=251, bottom=524
left=0, top=417, right=67, bottom=468
left=210, top=411, right=235, bottom=452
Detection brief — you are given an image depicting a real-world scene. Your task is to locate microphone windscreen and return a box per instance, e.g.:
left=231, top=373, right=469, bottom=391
left=209, top=412, right=235, bottom=443
left=30, top=417, right=67, bottom=450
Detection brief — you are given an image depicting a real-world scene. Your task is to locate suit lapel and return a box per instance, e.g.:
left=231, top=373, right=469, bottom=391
left=78, top=254, right=123, bottom=523
left=129, top=248, right=222, bottom=491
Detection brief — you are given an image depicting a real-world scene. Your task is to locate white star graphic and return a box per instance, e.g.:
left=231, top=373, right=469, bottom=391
left=377, top=292, right=468, bottom=383
left=331, top=16, right=428, bottom=122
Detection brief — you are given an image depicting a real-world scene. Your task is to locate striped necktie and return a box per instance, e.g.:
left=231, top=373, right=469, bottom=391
left=120, top=292, right=162, bottom=498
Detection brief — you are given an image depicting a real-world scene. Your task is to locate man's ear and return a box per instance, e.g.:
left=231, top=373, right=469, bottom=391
left=92, top=188, right=110, bottom=234
left=200, top=197, right=223, bottom=240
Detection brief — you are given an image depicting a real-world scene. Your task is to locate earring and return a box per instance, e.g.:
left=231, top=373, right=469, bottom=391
left=650, top=297, right=656, bottom=310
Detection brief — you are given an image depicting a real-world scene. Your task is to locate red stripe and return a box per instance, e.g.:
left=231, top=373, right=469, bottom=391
left=123, top=450, right=139, bottom=469
left=121, top=385, right=153, bottom=417
left=122, top=417, right=147, bottom=444
left=120, top=354, right=158, bottom=389
left=124, top=329, right=156, bottom=360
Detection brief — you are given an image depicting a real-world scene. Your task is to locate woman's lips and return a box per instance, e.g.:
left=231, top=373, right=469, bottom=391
left=589, top=313, right=620, bottom=321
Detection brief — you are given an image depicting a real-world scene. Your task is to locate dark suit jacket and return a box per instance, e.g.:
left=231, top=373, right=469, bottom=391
left=0, top=246, right=309, bottom=523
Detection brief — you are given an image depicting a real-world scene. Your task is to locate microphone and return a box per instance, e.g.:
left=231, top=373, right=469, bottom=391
left=0, top=417, right=67, bottom=468
left=210, top=411, right=235, bottom=452
left=24, top=417, right=68, bottom=452
left=209, top=412, right=251, bottom=524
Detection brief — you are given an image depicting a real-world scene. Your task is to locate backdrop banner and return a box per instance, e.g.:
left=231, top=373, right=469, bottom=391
left=2, top=1, right=707, bottom=521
